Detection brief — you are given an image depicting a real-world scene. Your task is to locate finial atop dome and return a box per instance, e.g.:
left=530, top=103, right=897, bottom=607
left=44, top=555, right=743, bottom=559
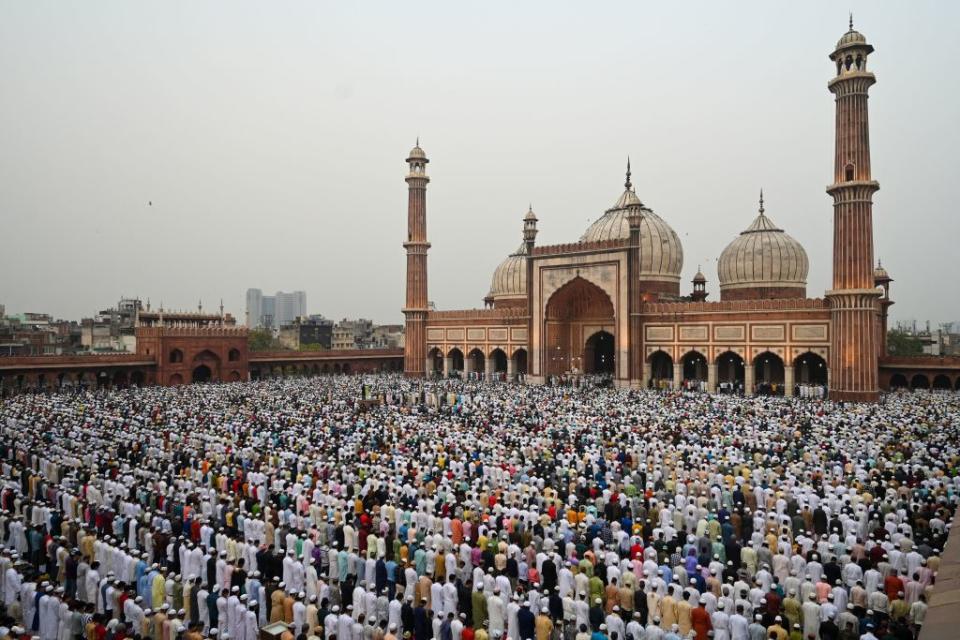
left=625, top=156, right=632, bottom=190
left=874, top=259, right=891, bottom=283
left=834, top=15, right=869, bottom=50
left=407, top=139, right=427, bottom=162
left=759, top=189, right=765, bottom=215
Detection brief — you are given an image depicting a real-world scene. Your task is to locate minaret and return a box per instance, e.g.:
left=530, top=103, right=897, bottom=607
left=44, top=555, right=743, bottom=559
left=826, top=17, right=882, bottom=402
left=523, top=204, right=538, bottom=381
left=403, top=140, right=430, bottom=377
left=623, top=158, right=645, bottom=385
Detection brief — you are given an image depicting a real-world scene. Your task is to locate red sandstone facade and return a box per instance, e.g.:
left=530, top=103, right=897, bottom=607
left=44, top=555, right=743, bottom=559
left=402, top=24, right=960, bottom=401
left=826, top=28, right=882, bottom=402
left=402, top=144, right=430, bottom=378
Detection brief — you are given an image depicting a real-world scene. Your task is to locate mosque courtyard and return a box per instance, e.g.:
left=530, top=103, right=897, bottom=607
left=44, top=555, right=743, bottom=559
left=0, top=378, right=955, bottom=640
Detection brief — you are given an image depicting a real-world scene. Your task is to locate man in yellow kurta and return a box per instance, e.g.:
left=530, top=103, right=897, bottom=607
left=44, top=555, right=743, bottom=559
left=152, top=569, right=168, bottom=611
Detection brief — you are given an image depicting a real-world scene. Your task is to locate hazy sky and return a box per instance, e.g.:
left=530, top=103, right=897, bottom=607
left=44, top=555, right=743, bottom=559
left=1, top=1, right=958, bottom=327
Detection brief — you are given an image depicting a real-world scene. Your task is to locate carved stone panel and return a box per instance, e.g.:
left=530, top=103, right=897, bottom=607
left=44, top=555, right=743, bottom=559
left=714, top=325, right=745, bottom=341
left=467, top=328, right=486, bottom=341
left=488, top=328, right=508, bottom=341
left=792, top=324, right=828, bottom=341
left=679, top=325, right=708, bottom=341
left=645, top=326, right=674, bottom=342
left=751, top=325, right=785, bottom=341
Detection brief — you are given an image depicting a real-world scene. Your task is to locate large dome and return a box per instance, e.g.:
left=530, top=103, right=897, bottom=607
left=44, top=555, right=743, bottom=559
left=580, top=185, right=683, bottom=285
left=488, top=243, right=527, bottom=302
left=717, top=197, right=808, bottom=300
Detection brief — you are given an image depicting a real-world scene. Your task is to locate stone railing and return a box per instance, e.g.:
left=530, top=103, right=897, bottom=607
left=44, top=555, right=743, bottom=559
left=642, top=298, right=829, bottom=314
left=427, top=307, right=528, bottom=321
left=532, top=238, right=629, bottom=256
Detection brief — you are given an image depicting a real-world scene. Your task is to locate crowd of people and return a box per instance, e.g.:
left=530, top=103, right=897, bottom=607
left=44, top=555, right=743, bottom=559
left=0, top=376, right=956, bottom=640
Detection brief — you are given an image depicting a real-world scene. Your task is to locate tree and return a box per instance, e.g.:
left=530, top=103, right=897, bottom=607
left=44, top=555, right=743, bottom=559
left=249, top=328, right=282, bottom=352
left=887, top=328, right=923, bottom=356
left=299, top=343, right=327, bottom=352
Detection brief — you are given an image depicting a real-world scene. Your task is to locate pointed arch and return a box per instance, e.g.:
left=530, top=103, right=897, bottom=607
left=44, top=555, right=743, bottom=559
left=544, top=276, right=616, bottom=377
left=584, top=331, right=615, bottom=374
left=647, top=350, right=673, bottom=387
left=680, top=350, right=707, bottom=382
left=467, top=348, right=485, bottom=373
left=511, top=348, right=528, bottom=377
left=447, top=347, right=464, bottom=374
left=715, top=350, right=745, bottom=392
left=753, top=351, right=785, bottom=395
left=489, top=348, right=508, bottom=378
left=889, top=373, right=908, bottom=389
left=427, top=347, right=444, bottom=375
left=793, top=351, right=827, bottom=385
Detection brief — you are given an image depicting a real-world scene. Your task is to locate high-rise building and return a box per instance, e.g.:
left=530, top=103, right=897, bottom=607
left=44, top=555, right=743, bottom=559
left=274, top=291, right=307, bottom=328
left=245, top=289, right=306, bottom=329
left=245, top=289, right=263, bottom=328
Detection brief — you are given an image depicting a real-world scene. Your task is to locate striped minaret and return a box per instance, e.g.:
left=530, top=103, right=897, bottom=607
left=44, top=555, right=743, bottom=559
left=403, top=141, right=430, bottom=377
left=826, top=17, right=882, bottom=402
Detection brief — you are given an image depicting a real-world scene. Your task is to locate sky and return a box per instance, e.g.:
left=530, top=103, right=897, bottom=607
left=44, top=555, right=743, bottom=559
left=1, top=1, right=958, bottom=327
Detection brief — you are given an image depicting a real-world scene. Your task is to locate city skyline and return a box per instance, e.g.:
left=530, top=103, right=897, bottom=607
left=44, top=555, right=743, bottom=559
left=1, top=2, right=958, bottom=325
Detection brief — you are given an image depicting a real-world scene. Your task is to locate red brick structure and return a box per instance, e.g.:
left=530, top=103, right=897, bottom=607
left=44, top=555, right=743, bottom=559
left=403, top=23, right=960, bottom=400
left=136, top=327, right=248, bottom=385
left=402, top=142, right=430, bottom=378
left=878, top=355, right=960, bottom=391
left=0, top=307, right=403, bottom=394
left=825, top=23, right=883, bottom=402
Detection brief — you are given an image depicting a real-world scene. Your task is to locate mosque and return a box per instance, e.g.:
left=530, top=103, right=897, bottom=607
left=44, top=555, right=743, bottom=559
left=403, top=21, right=900, bottom=402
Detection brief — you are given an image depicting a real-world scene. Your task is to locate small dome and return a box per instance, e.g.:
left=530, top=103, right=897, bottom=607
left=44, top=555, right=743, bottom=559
left=718, top=197, right=808, bottom=298
left=488, top=243, right=528, bottom=300
left=407, top=142, right=427, bottom=160
left=580, top=187, right=683, bottom=284
left=693, top=268, right=706, bottom=283
left=874, top=262, right=891, bottom=282
left=837, top=28, right=866, bottom=48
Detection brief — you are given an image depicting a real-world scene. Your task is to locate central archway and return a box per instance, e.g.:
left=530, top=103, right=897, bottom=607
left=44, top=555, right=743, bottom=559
left=544, top=277, right=616, bottom=377
left=191, top=349, right=221, bottom=383
left=584, top=331, right=615, bottom=374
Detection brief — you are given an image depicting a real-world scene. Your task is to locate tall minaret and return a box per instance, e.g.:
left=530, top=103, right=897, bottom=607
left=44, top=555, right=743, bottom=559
left=403, top=140, right=430, bottom=377
left=826, top=17, right=882, bottom=402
